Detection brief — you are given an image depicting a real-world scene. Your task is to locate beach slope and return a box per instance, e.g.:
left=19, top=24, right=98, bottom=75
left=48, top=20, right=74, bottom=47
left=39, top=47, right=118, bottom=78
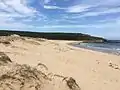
left=0, top=35, right=120, bottom=90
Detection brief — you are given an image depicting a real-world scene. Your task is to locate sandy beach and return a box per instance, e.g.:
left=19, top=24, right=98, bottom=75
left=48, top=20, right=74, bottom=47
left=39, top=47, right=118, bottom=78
left=0, top=35, right=120, bottom=90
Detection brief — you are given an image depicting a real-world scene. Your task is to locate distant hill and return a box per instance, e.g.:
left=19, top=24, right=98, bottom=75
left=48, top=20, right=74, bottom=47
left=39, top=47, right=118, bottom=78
left=0, top=30, right=106, bottom=41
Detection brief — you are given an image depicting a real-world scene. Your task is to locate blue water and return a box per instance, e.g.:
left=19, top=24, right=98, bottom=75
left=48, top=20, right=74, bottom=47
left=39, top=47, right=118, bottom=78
left=73, top=40, right=120, bottom=55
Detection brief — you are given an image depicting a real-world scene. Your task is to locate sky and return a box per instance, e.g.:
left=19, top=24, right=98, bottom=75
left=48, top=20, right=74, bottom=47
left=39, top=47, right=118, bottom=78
left=0, top=0, right=120, bottom=39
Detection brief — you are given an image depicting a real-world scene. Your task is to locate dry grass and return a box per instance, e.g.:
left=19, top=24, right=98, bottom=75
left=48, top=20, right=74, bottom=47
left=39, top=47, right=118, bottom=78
left=37, top=63, right=48, bottom=70
left=0, top=52, right=12, bottom=65
left=0, top=64, right=50, bottom=90
left=0, top=52, right=81, bottom=90
left=25, top=40, right=41, bottom=45
left=0, top=41, right=11, bottom=45
left=65, top=77, right=81, bottom=90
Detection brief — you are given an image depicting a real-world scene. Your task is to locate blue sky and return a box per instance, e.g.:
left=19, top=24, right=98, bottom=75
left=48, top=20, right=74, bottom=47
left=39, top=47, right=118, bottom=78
left=0, top=0, right=120, bottom=39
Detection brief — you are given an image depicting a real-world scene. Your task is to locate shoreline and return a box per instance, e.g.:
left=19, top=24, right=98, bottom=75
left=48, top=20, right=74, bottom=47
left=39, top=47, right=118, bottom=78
left=68, top=41, right=120, bottom=56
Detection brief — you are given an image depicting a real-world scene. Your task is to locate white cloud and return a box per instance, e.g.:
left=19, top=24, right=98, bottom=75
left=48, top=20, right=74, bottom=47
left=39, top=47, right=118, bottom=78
left=2, top=0, right=37, bottom=15
left=0, top=12, right=34, bottom=30
left=36, top=24, right=97, bottom=28
left=0, top=19, right=34, bottom=30
left=0, top=0, right=41, bottom=30
left=63, top=6, right=120, bottom=19
left=0, top=2, right=14, bottom=13
left=66, top=5, right=91, bottom=13
left=43, top=4, right=92, bottom=14
left=0, top=12, right=24, bottom=18
left=43, top=4, right=91, bottom=13
left=64, top=0, right=120, bottom=15
left=80, top=7, right=120, bottom=17
left=44, top=5, right=63, bottom=9
left=0, top=0, right=39, bottom=24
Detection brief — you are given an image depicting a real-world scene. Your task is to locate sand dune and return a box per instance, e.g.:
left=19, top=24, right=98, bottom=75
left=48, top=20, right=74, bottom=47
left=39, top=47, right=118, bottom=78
left=0, top=35, right=120, bottom=90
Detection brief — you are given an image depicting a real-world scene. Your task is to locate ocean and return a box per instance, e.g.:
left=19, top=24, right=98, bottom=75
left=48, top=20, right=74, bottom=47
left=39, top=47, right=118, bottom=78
left=73, top=40, right=120, bottom=55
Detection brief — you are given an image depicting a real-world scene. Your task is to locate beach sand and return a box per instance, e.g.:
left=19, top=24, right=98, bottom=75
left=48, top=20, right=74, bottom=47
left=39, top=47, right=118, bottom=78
left=0, top=36, right=120, bottom=90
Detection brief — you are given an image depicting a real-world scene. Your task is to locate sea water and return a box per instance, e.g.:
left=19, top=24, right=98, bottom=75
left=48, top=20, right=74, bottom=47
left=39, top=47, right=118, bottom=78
left=73, top=40, right=120, bottom=55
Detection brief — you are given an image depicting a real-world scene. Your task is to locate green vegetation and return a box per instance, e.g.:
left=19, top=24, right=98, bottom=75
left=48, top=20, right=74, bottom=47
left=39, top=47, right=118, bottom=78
left=0, top=30, right=106, bottom=41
